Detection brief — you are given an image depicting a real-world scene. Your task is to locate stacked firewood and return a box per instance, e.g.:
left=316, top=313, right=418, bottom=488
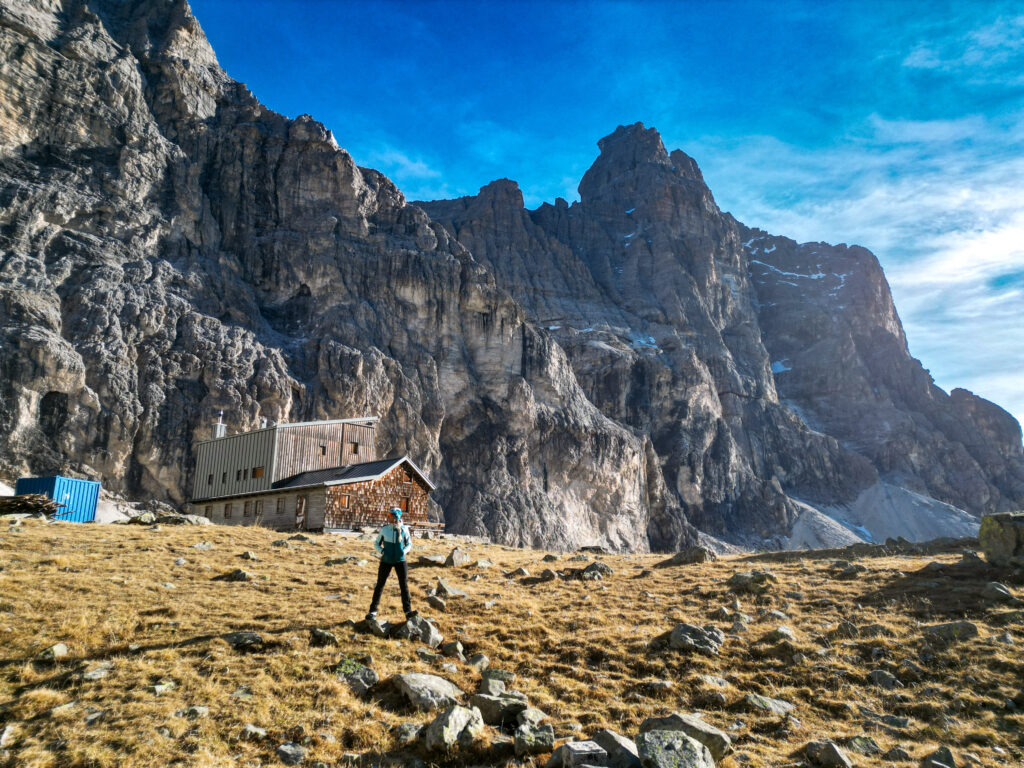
left=0, top=494, right=65, bottom=518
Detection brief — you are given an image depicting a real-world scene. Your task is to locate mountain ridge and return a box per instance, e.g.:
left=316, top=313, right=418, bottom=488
left=0, top=1, right=1021, bottom=551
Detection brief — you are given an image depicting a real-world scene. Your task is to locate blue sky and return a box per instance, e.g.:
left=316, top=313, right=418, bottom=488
left=191, top=0, right=1024, bottom=429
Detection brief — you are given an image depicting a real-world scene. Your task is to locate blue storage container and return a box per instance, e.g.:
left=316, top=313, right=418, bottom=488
left=14, top=476, right=101, bottom=522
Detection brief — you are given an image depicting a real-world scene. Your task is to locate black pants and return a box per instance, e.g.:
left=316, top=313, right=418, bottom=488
left=369, top=559, right=411, bottom=615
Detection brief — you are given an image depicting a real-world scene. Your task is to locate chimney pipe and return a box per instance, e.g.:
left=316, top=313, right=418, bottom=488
left=213, top=411, right=226, bottom=439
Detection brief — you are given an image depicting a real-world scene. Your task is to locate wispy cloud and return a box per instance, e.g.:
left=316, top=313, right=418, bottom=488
left=902, top=14, right=1024, bottom=83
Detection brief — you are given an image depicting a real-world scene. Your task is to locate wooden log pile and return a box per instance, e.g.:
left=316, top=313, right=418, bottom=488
left=0, top=494, right=65, bottom=518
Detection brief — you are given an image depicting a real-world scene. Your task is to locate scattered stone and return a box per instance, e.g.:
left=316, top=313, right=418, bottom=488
left=700, top=675, right=730, bottom=688
left=983, top=582, right=1019, bottom=603
left=441, top=640, right=464, bottom=660
left=148, top=680, right=176, bottom=695
left=922, top=621, right=979, bottom=642
left=666, top=623, right=725, bottom=656
left=515, top=721, right=555, bottom=756
left=81, top=662, right=112, bottom=682
left=656, top=547, right=717, bottom=567
left=837, top=563, right=868, bottom=579
left=764, top=625, right=797, bottom=643
left=336, top=657, right=379, bottom=696
left=417, top=554, right=447, bottom=567
left=38, top=642, right=69, bottom=661
left=542, top=553, right=559, bottom=562
left=479, top=677, right=506, bottom=696
left=540, top=568, right=559, bottom=582
left=593, top=728, right=642, bottom=768
left=546, top=739, right=608, bottom=768
left=435, top=578, right=467, bottom=598
left=0, top=726, right=16, bottom=748
left=290, top=533, right=315, bottom=543
left=176, top=705, right=209, bottom=719
left=518, top=707, right=548, bottom=726
left=215, top=568, right=253, bottom=582
left=445, top=547, right=469, bottom=567
left=356, top=617, right=390, bottom=638
left=276, top=741, right=307, bottom=765
left=583, top=561, right=613, bottom=579
left=427, top=595, right=447, bottom=611
left=868, top=669, right=903, bottom=690
left=806, top=740, right=853, bottom=768
left=844, top=734, right=882, bottom=756
left=191, top=541, right=213, bottom=550
left=469, top=693, right=529, bottom=726
left=83, top=710, right=106, bottom=726
left=727, top=570, right=777, bottom=594
left=173, top=557, right=187, bottom=566
left=639, top=712, right=731, bottom=761
left=920, top=745, right=957, bottom=768
left=240, top=723, right=267, bottom=741
left=308, top=628, right=339, bottom=647
left=423, top=704, right=484, bottom=750
left=743, top=693, right=795, bottom=715
left=467, top=653, right=489, bottom=671
left=394, top=722, right=423, bottom=747
left=635, top=730, right=714, bottom=768
left=482, top=668, right=516, bottom=684
left=878, top=746, right=911, bottom=762
left=390, top=615, right=443, bottom=647
left=240, top=551, right=258, bottom=561
left=391, top=673, right=465, bottom=711
left=508, top=567, right=530, bottom=578
left=223, top=632, right=264, bottom=651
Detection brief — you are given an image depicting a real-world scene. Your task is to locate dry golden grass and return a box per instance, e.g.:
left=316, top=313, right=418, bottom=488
left=0, top=518, right=1021, bottom=767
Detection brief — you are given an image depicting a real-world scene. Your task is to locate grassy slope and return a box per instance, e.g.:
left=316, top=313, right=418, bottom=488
left=0, top=519, right=1021, bottom=767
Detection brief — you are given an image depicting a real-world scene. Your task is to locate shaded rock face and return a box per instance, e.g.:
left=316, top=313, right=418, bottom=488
left=1, top=3, right=1021, bottom=552
left=0, top=0, right=654, bottom=551
left=419, top=123, right=1024, bottom=545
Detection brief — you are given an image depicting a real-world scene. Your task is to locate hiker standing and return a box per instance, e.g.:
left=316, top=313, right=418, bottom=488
left=366, top=507, right=415, bottom=621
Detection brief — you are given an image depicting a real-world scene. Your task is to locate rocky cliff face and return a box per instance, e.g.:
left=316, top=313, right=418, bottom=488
left=420, top=124, right=1024, bottom=545
left=1, top=1, right=1021, bottom=551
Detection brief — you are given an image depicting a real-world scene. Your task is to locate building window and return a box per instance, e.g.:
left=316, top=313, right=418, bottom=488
left=224, top=503, right=232, bottom=519
left=276, top=498, right=286, bottom=515
left=236, top=469, right=242, bottom=482
left=320, top=444, right=327, bottom=456
left=243, top=501, right=252, bottom=517
left=204, top=505, right=212, bottom=517
left=207, top=474, right=213, bottom=486
left=253, top=466, right=265, bottom=479
left=243, top=468, right=249, bottom=480
left=221, top=472, right=227, bottom=484
left=255, top=500, right=263, bottom=518
left=349, top=442, right=359, bottom=455
left=339, top=494, right=350, bottom=508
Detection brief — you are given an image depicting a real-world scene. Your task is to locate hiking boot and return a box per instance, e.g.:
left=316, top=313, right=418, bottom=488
left=405, top=609, right=418, bottom=620
left=365, top=611, right=377, bottom=622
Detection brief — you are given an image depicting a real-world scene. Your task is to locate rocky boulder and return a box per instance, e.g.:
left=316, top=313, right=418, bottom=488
left=980, top=513, right=1024, bottom=566
left=638, top=713, right=731, bottom=761
left=385, top=673, right=465, bottom=711
left=423, top=704, right=484, bottom=751
left=635, top=730, right=715, bottom=768
left=656, top=548, right=717, bottom=567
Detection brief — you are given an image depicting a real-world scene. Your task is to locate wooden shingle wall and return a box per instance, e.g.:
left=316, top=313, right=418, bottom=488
left=324, top=464, right=431, bottom=529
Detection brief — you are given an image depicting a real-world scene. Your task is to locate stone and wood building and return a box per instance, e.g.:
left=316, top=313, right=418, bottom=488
left=190, top=417, right=436, bottom=531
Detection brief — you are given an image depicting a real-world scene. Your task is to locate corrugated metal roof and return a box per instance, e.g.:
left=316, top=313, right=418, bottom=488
left=269, top=455, right=436, bottom=491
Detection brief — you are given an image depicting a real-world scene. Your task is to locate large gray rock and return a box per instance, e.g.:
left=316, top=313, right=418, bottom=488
left=423, top=704, right=484, bottom=751
left=743, top=693, right=795, bottom=715
left=546, top=740, right=608, bottom=768
left=336, top=658, right=379, bottom=696
left=593, top=729, right=641, bottom=768
left=667, top=624, right=725, bottom=656
left=444, top=547, right=469, bottom=567
left=469, top=693, right=529, bottom=726
left=635, top=730, right=714, bottom=768
left=514, top=722, right=555, bottom=756
left=390, top=615, right=443, bottom=647
left=922, top=621, right=979, bottom=643
left=980, top=513, right=1024, bottom=566
left=638, top=713, right=731, bottom=761
left=391, top=673, right=465, bottom=711
left=806, top=741, right=853, bottom=768
left=655, top=548, right=717, bottom=567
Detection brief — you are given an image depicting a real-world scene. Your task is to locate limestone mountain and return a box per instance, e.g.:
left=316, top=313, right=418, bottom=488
left=1, top=0, right=1021, bottom=550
